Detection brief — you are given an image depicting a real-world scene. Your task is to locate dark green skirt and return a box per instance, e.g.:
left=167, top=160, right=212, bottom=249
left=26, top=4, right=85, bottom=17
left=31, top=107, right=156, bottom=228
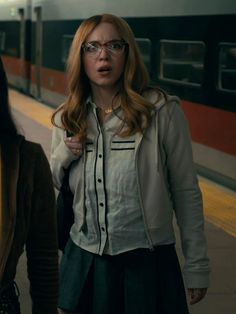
left=58, top=239, right=189, bottom=314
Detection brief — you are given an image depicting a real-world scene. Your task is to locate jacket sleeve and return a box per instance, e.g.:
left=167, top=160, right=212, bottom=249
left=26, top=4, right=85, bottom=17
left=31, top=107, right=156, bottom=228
left=25, top=145, right=59, bottom=314
left=161, top=99, right=210, bottom=288
left=50, top=111, right=78, bottom=189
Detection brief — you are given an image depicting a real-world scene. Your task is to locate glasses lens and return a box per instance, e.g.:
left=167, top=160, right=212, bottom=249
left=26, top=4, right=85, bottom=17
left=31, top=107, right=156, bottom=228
left=83, top=43, right=99, bottom=53
left=106, top=41, right=125, bottom=52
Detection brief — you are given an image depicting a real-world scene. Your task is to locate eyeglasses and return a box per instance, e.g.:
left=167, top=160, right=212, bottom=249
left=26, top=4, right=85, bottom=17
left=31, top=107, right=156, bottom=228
left=82, top=40, right=127, bottom=56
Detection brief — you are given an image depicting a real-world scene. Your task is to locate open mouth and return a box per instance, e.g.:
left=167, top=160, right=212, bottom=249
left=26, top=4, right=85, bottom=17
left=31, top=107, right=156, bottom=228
left=98, top=66, right=112, bottom=72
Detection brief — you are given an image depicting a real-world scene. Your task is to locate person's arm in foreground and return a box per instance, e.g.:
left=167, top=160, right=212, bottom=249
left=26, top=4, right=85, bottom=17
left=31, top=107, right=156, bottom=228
left=26, top=145, right=59, bottom=314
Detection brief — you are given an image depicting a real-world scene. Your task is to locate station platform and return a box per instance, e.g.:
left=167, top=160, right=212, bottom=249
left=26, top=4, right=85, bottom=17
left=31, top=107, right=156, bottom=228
left=9, top=89, right=236, bottom=314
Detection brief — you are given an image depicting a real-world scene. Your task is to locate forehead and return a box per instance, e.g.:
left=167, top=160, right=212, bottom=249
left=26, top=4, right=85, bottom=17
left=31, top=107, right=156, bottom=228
left=86, top=22, right=121, bottom=42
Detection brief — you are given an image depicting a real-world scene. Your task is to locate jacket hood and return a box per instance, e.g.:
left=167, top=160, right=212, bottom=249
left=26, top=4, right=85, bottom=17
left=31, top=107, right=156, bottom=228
left=147, top=91, right=180, bottom=112
left=141, top=91, right=181, bottom=173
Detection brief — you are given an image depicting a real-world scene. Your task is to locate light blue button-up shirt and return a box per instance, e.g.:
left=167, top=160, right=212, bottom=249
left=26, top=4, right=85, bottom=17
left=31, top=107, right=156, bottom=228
left=71, top=101, right=149, bottom=255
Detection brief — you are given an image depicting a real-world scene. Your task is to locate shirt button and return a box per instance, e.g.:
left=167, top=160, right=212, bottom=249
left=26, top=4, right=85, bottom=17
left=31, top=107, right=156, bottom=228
left=101, top=227, right=105, bottom=232
left=97, top=178, right=102, bottom=183
left=99, top=154, right=102, bottom=158
left=99, top=202, right=104, bottom=207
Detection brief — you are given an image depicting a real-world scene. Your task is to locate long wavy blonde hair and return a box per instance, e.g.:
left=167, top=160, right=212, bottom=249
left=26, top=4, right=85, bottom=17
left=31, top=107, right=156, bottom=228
left=52, top=13, right=164, bottom=141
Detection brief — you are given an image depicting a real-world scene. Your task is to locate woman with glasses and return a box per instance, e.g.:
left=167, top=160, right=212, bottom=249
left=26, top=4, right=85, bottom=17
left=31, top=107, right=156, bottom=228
left=0, top=56, right=58, bottom=313
left=51, top=13, right=209, bottom=314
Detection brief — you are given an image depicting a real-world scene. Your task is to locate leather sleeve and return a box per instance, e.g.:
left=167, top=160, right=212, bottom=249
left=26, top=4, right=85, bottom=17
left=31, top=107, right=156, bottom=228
left=25, top=143, right=59, bottom=314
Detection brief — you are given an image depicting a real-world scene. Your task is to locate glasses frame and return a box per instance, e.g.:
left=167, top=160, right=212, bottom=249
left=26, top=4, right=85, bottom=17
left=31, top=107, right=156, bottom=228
left=82, top=40, right=128, bottom=57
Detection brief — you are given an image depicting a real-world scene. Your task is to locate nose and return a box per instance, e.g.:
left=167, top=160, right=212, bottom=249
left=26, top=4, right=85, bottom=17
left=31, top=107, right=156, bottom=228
left=98, top=46, right=110, bottom=59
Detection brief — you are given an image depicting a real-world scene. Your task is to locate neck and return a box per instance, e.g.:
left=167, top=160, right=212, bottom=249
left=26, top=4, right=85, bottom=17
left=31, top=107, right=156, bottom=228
left=91, top=85, right=120, bottom=110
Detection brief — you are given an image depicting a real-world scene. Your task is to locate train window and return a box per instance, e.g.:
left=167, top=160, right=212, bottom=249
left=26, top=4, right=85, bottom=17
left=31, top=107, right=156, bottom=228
left=218, top=43, right=236, bottom=93
left=61, top=35, right=74, bottom=63
left=135, top=38, right=152, bottom=72
left=159, top=40, right=205, bottom=86
left=0, top=31, right=6, bottom=52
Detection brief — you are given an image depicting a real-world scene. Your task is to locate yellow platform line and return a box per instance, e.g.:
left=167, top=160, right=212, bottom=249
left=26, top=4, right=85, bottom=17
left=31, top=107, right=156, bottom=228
left=9, top=89, right=53, bottom=129
left=9, top=89, right=236, bottom=238
left=200, top=180, right=236, bottom=237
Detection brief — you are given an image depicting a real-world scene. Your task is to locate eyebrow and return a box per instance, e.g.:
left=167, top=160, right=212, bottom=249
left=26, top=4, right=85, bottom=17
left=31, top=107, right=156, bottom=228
left=86, top=39, right=123, bottom=44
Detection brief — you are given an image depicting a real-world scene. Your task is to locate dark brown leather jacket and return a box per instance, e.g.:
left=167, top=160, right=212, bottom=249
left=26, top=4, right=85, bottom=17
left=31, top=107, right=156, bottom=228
left=0, top=135, right=58, bottom=314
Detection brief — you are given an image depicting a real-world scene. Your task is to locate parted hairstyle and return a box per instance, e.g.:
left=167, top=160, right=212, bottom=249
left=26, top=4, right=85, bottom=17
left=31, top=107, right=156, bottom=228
left=52, top=14, right=164, bottom=141
left=0, top=56, right=17, bottom=135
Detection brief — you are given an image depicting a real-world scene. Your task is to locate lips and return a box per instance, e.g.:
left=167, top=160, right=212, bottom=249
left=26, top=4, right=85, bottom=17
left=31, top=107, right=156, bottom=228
left=97, top=66, right=112, bottom=72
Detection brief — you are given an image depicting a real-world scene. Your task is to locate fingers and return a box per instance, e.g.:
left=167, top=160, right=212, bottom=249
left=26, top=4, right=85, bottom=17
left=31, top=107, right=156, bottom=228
left=64, top=135, right=83, bottom=157
left=71, top=147, right=83, bottom=156
left=188, top=288, right=207, bottom=305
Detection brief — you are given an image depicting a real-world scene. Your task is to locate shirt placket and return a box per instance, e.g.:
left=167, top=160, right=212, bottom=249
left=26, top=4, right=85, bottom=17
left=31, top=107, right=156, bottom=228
left=95, top=124, right=107, bottom=255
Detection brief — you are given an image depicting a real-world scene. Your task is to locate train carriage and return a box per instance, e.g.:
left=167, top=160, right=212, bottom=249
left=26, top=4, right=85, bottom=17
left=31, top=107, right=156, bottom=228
left=0, top=0, right=235, bottom=189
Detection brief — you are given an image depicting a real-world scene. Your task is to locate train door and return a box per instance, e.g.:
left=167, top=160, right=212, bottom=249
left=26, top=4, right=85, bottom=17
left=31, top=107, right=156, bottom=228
left=18, top=8, right=29, bottom=93
left=34, top=6, right=42, bottom=100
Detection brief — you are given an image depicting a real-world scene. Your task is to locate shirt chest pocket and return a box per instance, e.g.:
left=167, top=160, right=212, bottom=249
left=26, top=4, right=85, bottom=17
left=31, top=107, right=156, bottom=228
left=110, top=140, right=136, bottom=175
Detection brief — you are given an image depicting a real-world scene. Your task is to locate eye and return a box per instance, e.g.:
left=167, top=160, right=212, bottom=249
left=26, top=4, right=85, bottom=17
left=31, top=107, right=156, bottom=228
left=107, top=41, right=125, bottom=51
left=83, top=42, right=99, bottom=53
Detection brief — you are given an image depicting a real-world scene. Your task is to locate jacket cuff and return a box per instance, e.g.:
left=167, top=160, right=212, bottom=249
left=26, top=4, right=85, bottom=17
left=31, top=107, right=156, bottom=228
left=184, top=271, right=210, bottom=288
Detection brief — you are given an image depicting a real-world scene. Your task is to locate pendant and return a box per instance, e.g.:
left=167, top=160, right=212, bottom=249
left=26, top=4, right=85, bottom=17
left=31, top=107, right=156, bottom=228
left=104, top=108, right=113, bottom=114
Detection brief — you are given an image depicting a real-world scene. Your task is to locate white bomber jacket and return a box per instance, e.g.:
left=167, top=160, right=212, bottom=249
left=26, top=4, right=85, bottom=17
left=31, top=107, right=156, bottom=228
left=50, top=92, right=210, bottom=289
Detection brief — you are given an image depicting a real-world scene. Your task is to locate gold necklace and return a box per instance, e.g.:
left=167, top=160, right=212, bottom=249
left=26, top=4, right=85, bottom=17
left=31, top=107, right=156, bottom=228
left=98, top=107, right=113, bottom=114
left=104, top=107, right=113, bottom=114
